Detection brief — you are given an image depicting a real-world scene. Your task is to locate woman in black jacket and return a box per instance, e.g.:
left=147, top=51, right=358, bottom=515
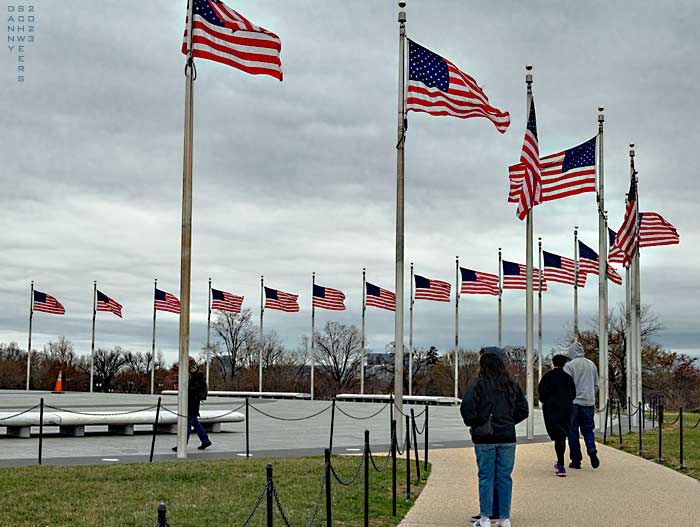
left=460, top=351, right=529, bottom=527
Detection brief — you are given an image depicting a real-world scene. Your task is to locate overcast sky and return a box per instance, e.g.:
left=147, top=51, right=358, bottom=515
left=2, top=1, right=698, bottom=366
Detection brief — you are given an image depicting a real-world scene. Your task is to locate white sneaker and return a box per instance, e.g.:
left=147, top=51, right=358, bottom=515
left=478, top=518, right=491, bottom=527
left=499, top=520, right=512, bottom=527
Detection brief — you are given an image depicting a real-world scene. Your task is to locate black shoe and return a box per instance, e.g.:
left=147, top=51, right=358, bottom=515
left=568, top=462, right=581, bottom=469
left=171, top=446, right=178, bottom=452
left=589, top=452, right=600, bottom=469
left=198, top=441, right=212, bottom=450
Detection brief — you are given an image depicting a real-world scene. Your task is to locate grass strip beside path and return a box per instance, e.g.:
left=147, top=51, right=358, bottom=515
left=0, top=454, right=429, bottom=527
left=598, top=411, right=700, bottom=481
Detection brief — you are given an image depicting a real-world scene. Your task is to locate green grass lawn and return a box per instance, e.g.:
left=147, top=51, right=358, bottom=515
left=0, top=454, right=429, bottom=527
left=599, top=411, right=700, bottom=481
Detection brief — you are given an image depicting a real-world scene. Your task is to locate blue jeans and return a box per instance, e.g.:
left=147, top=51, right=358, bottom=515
left=474, top=443, right=516, bottom=519
left=187, top=417, right=210, bottom=445
left=567, top=404, right=597, bottom=464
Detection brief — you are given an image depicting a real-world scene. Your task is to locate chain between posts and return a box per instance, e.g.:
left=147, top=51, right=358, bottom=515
left=0, top=404, right=39, bottom=420
left=335, top=402, right=389, bottom=420
left=249, top=403, right=332, bottom=421
left=329, top=453, right=365, bottom=486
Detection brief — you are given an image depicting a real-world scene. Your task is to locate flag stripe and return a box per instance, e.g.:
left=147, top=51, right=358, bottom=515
left=366, top=283, right=396, bottom=311
left=313, top=285, right=346, bottom=311
left=211, top=288, right=244, bottom=313
left=459, top=268, right=499, bottom=296
left=264, top=287, right=299, bottom=312
left=96, top=290, right=123, bottom=318
left=155, top=289, right=181, bottom=314
left=33, top=291, right=65, bottom=315
left=414, top=275, right=451, bottom=302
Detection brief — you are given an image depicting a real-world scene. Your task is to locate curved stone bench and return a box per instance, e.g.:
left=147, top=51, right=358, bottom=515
left=335, top=394, right=461, bottom=405
left=0, top=408, right=244, bottom=438
left=161, top=390, right=311, bottom=400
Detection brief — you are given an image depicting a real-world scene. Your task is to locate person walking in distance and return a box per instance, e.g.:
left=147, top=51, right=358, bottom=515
left=461, top=348, right=529, bottom=527
left=538, top=354, right=576, bottom=477
left=564, top=341, right=600, bottom=469
left=173, top=357, right=211, bottom=451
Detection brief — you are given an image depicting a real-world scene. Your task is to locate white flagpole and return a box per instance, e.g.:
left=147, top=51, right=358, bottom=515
left=26, top=281, right=34, bottom=391
left=206, top=278, right=211, bottom=385
left=537, top=239, right=543, bottom=384
left=455, top=256, right=460, bottom=399
left=90, top=280, right=97, bottom=393
left=361, top=268, right=366, bottom=394
left=597, top=107, right=609, bottom=425
left=409, top=263, right=414, bottom=397
left=175, top=0, right=196, bottom=459
left=498, top=247, right=503, bottom=348
left=311, top=272, right=316, bottom=400
left=574, top=226, right=579, bottom=336
left=625, top=263, right=632, bottom=408
left=525, top=65, right=535, bottom=440
left=631, top=145, right=643, bottom=411
left=259, top=275, right=264, bottom=392
left=151, top=278, right=157, bottom=395
left=394, top=0, right=407, bottom=440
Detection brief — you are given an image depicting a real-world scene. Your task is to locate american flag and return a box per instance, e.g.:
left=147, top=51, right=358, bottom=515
left=509, top=137, right=597, bottom=204
left=639, top=212, right=680, bottom=248
left=33, top=290, right=65, bottom=315
left=313, top=284, right=346, bottom=311
left=182, top=0, right=282, bottom=80
left=502, top=261, right=547, bottom=291
left=366, top=282, right=395, bottom=311
left=608, top=175, right=639, bottom=266
left=542, top=251, right=578, bottom=286
left=211, top=288, right=244, bottom=313
left=154, top=288, right=181, bottom=314
left=459, top=267, right=499, bottom=296
left=264, top=287, right=299, bottom=312
left=578, top=240, right=623, bottom=285
left=406, top=39, right=510, bottom=133
left=96, top=290, right=123, bottom=318
left=414, top=274, right=451, bottom=302
left=516, top=98, right=542, bottom=220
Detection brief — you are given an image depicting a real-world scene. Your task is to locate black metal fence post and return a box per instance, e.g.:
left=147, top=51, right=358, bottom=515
left=405, top=414, right=411, bottom=501
left=638, top=400, right=643, bottom=457
left=391, top=419, right=397, bottom=517
left=389, top=393, right=394, bottom=427
left=628, top=397, right=632, bottom=433
left=329, top=398, right=336, bottom=454
left=679, top=407, right=685, bottom=470
left=266, top=463, right=273, bottom=527
left=617, top=400, right=623, bottom=446
left=38, top=397, right=44, bottom=465
left=642, top=397, right=646, bottom=430
left=364, top=430, right=369, bottom=527
left=657, top=403, right=664, bottom=462
left=609, top=398, right=615, bottom=439
left=410, top=409, right=420, bottom=480
left=245, top=397, right=250, bottom=458
left=156, top=501, right=169, bottom=527
left=150, top=396, right=162, bottom=463
left=325, top=449, right=332, bottom=527
left=423, top=405, right=429, bottom=473
left=603, top=398, right=610, bottom=443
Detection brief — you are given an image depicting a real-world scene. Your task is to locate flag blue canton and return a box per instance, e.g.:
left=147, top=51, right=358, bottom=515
left=408, top=40, right=449, bottom=91
left=543, top=251, right=563, bottom=269
left=414, top=275, right=431, bottom=289
left=264, top=287, right=278, bottom=300
left=366, top=283, right=380, bottom=296
left=313, top=284, right=326, bottom=298
left=194, top=0, right=225, bottom=27
left=503, top=261, right=521, bottom=276
left=460, top=268, right=478, bottom=282
left=34, top=291, right=46, bottom=302
left=562, top=137, right=596, bottom=172
left=608, top=228, right=617, bottom=247
left=211, top=288, right=225, bottom=301
left=97, top=290, right=109, bottom=303
left=578, top=241, right=598, bottom=261
left=526, top=100, right=538, bottom=140
left=154, top=288, right=167, bottom=301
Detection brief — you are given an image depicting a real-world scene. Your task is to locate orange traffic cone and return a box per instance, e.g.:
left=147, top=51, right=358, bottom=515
left=52, top=370, right=64, bottom=394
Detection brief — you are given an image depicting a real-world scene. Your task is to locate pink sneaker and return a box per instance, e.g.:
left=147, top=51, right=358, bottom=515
left=554, top=463, right=567, bottom=477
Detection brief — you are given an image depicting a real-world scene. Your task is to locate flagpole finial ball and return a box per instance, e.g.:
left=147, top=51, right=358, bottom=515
left=526, top=64, right=533, bottom=71
left=598, top=106, right=604, bottom=112
left=398, top=1, right=406, bottom=8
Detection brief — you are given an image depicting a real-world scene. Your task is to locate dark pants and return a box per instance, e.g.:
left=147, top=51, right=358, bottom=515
left=554, top=439, right=566, bottom=466
left=567, top=404, right=596, bottom=464
left=187, top=417, right=210, bottom=445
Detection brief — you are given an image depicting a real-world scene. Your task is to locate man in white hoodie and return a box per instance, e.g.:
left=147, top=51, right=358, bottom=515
left=564, top=341, right=600, bottom=469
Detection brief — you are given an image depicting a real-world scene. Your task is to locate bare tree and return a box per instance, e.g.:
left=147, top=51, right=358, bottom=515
left=93, top=347, right=127, bottom=392
left=0, top=342, right=25, bottom=389
left=212, top=308, right=257, bottom=388
left=315, top=321, right=362, bottom=395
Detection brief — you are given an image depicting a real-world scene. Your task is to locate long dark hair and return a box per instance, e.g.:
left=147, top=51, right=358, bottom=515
left=479, top=353, right=518, bottom=406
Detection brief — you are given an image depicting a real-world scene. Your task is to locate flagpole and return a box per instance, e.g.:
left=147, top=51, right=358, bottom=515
left=175, top=0, right=196, bottom=459
left=454, top=256, right=460, bottom=399
left=26, top=281, right=34, bottom=390
left=259, top=275, right=264, bottom=392
left=151, top=278, right=157, bottom=395
left=625, top=263, right=632, bottom=408
left=631, top=144, right=642, bottom=412
left=408, top=263, right=414, bottom=397
left=573, top=226, right=579, bottom=336
left=498, top=247, right=502, bottom=348
left=90, top=280, right=97, bottom=393
left=525, top=65, right=535, bottom=440
left=311, top=272, right=316, bottom=400
left=206, top=278, right=212, bottom=385
left=394, top=0, right=407, bottom=439
left=597, top=107, right=609, bottom=426
left=361, top=267, right=366, bottom=394
left=537, top=239, right=543, bottom=384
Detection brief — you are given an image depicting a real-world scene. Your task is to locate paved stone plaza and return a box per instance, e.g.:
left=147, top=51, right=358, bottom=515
left=0, top=390, right=550, bottom=466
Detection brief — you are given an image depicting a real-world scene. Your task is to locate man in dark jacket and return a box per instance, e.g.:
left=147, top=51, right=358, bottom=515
left=173, top=357, right=211, bottom=451
left=538, top=354, right=576, bottom=476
